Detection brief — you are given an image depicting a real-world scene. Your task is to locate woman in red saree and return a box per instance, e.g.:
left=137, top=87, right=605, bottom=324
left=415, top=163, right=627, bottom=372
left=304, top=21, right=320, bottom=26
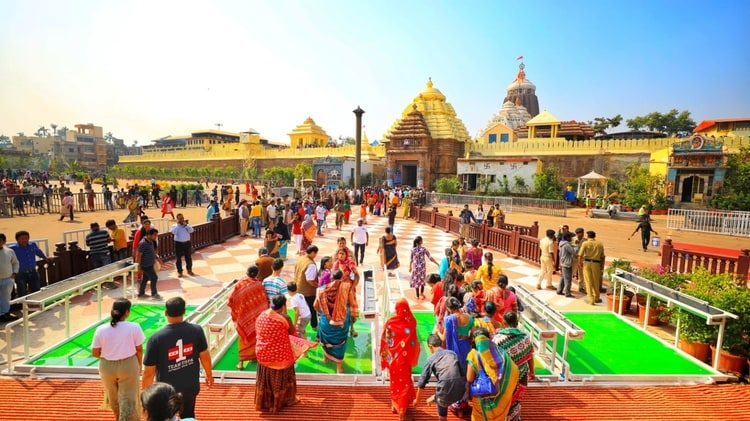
left=380, top=298, right=420, bottom=421
left=228, top=265, right=269, bottom=369
left=255, top=294, right=317, bottom=414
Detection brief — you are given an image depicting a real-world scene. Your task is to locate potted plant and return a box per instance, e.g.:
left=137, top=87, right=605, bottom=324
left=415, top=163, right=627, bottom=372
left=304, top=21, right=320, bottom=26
left=634, top=266, right=686, bottom=326
left=605, top=259, right=636, bottom=314
left=711, top=285, right=750, bottom=375
left=674, top=267, right=728, bottom=362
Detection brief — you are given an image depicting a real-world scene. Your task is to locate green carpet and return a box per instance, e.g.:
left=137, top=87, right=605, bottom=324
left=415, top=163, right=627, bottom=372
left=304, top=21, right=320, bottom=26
left=559, top=312, right=713, bottom=375
left=29, top=304, right=196, bottom=367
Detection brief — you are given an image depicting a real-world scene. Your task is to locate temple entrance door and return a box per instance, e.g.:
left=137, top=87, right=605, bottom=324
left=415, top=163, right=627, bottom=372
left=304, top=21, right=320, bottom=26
left=680, top=177, right=693, bottom=203
left=402, top=165, right=417, bottom=187
left=681, top=176, right=706, bottom=202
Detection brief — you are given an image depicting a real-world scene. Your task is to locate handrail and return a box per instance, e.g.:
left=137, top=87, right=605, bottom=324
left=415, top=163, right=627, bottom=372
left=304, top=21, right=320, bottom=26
left=4, top=260, right=138, bottom=374
left=610, top=269, right=738, bottom=370
left=511, top=283, right=585, bottom=381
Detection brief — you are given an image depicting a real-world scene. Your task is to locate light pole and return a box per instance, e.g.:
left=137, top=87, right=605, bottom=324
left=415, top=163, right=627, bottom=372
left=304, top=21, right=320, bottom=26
left=353, top=106, right=365, bottom=190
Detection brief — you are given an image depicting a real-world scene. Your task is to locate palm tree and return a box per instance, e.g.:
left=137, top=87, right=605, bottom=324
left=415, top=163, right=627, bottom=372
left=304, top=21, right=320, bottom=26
left=36, top=126, right=50, bottom=137
left=65, top=159, right=84, bottom=176
left=50, top=123, right=58, bottom=136
left=105, top=132, right=114, bottom=143
left=58, top=126, right=68, bottom=138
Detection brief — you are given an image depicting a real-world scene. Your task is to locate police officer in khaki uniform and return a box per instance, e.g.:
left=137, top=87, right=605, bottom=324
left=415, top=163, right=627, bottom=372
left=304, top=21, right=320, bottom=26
left=577, top=230, right=605, bottom=305
left=571, top=227, right=586, bottom=292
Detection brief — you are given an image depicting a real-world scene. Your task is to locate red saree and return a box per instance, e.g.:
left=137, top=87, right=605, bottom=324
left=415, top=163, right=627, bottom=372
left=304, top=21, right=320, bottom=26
left=380, top=299, right=420, bottom=417
left=228, top=276, right=269, bottom=362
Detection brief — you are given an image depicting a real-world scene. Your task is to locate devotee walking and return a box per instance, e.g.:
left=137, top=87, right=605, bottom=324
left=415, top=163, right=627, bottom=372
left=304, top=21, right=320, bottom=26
left=255, top=294, right=316, bottom=414
left=493, top=312, right=535, bottom=421
left=171, top=213, right=195, bottom=277
left=414, top=333, right=466, bottom=421
left=314, top=269, right=358, bottom=373
left=228, top=265, right=269, bottom=369
left=380, top=298, right=420, bottom=421
left=466, top=328, right=519, bottom=421
left=142, top=297, right=214, bottom=420
left=91, top=298, right=144, bottom=421
left=409, top=236, right=438, bottom=301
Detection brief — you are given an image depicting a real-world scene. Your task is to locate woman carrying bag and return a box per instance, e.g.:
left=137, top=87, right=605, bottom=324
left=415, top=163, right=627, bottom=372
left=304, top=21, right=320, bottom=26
left=466, top=328, right=519, bottom=421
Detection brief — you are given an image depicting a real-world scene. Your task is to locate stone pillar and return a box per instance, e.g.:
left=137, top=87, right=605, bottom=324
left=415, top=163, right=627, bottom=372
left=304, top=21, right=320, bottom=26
left=353, top=106, right=365, bottom=190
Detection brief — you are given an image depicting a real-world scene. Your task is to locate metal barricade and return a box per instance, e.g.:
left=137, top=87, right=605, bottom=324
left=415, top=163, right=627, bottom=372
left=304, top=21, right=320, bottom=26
left=7, top=238, right=50, bottom=257
left=426, top=192, right=567, bottom=217
left=63, top=218, right=174, bottom=249
left=666, top=209, right=750, bottom=237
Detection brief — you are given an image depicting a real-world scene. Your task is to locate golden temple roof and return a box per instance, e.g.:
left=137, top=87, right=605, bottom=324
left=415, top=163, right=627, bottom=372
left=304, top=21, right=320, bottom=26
left=288, top=116, right=329, bottom=137
left=384, top=78, right=470, bottom=142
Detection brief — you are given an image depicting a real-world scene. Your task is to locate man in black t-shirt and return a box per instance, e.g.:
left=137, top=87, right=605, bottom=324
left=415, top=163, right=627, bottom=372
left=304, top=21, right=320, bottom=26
left=141, top=297, right=214, bottom=419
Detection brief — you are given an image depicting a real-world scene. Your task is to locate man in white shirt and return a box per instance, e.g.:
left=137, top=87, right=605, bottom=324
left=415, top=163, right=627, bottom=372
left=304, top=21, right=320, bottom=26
left=350, top=218, right=369, bottom=265
left=170, top=213, right=195, bottom=277
left=315, top=202, right=327, bottom=236
left=0, top=233, right=20, bottom=322
left=286, top=281, right=311, bottom=338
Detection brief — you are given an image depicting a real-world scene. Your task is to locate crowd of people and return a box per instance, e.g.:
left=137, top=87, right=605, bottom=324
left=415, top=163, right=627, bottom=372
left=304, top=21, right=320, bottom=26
left=1, top=174, right=625, bottom=421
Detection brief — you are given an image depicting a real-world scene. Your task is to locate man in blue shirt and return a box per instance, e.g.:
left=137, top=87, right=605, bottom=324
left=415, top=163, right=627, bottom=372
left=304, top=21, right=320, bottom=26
left=10, top=230, right=50, bottom=297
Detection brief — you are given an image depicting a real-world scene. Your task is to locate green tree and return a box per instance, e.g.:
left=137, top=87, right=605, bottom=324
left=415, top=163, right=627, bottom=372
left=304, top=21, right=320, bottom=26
left=588, top=114, right=623, bottom=135
left=264, top=166, right=295, bottom=185
left=293, top=163, right=312, bottom=180
left=512, top=175, right=528, bottom=194
left=435, top=176, right=461, bottom=194
left=625, top=109, right=696, bottom=135
left=0, top=135, right=10, bottom=147
left=65, top=159, right=84, bottom=176
left=532, top=164, right=563, bottom=199
left=711, top=146, right=750, bottom=211
left=620, top=162, right=665, bottom=208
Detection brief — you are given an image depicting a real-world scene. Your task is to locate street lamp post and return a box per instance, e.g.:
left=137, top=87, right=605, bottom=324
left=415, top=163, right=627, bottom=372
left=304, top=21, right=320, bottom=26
left=353, top=106, right=365, bottom=190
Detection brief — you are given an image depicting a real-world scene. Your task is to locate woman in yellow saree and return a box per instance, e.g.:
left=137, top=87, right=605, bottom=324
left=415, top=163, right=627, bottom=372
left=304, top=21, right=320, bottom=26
left=466, top=328, right=519, bottom=421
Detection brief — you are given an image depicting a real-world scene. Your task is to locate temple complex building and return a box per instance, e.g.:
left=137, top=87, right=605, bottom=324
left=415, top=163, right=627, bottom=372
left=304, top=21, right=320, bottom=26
left=381, top=78, right=470, bottom=189
left=288, top=117, right=331, bottom=148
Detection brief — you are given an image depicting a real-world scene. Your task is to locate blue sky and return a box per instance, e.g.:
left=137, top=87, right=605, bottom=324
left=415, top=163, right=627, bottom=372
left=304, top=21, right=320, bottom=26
left=1, top=0, right=748, bottom=145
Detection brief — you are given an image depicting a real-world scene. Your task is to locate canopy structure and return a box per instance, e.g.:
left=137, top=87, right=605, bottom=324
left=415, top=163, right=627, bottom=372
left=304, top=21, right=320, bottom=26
left=577, top=170, right=608, bottom=200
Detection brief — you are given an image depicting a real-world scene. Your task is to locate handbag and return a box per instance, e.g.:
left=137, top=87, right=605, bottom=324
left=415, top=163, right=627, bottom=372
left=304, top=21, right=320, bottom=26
left=153, top=261, right=161, bottom=272
left=469, top=353, right=498, bottom=397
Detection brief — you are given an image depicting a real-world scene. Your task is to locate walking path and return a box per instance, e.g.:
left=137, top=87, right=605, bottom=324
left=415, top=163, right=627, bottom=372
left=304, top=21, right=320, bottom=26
left=1, top=197, right=748, bottom=420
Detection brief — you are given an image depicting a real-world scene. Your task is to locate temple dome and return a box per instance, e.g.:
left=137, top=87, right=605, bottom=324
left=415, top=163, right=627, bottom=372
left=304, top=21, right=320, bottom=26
left=384, top=78, right=470, bottom=142
left=506, top=63, right=537, bottom=92
left=414, top=78, right=447, bottom=102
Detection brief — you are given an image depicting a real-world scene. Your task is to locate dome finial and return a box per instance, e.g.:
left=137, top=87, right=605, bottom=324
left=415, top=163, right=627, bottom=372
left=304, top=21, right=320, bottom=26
left=427, top=77, right=433, bottom=89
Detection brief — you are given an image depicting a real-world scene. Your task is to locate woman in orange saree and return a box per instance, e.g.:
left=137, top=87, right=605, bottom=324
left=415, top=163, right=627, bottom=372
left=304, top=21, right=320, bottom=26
left=255, top=294, right=317, bottom=414
left=301, top=214, right=316, bottom=251
left=228, top=266, right=269, bottom=369
left=380, top=298, right=420, bottom=421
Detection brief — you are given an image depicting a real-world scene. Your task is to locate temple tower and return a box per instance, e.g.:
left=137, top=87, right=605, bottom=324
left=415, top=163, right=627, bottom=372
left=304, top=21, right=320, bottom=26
left=382, top=78, right=469, bottom=189
left=503, top=62, right=540, bottom=118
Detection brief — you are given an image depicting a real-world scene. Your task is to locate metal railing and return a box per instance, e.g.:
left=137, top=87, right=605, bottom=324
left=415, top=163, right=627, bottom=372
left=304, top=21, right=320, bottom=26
left=62, top=218, right=174, bottom=248
left=7, top=238, right=51, bottom=257
left=426, top=192, right=567, bottom=217
left=3, top=260, right=137, bottom=374
left=610, top=270, right=737, bottom=372
left=666, top=209, right=750, bottom=237
left=512, top=284, right=585, bottom=382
